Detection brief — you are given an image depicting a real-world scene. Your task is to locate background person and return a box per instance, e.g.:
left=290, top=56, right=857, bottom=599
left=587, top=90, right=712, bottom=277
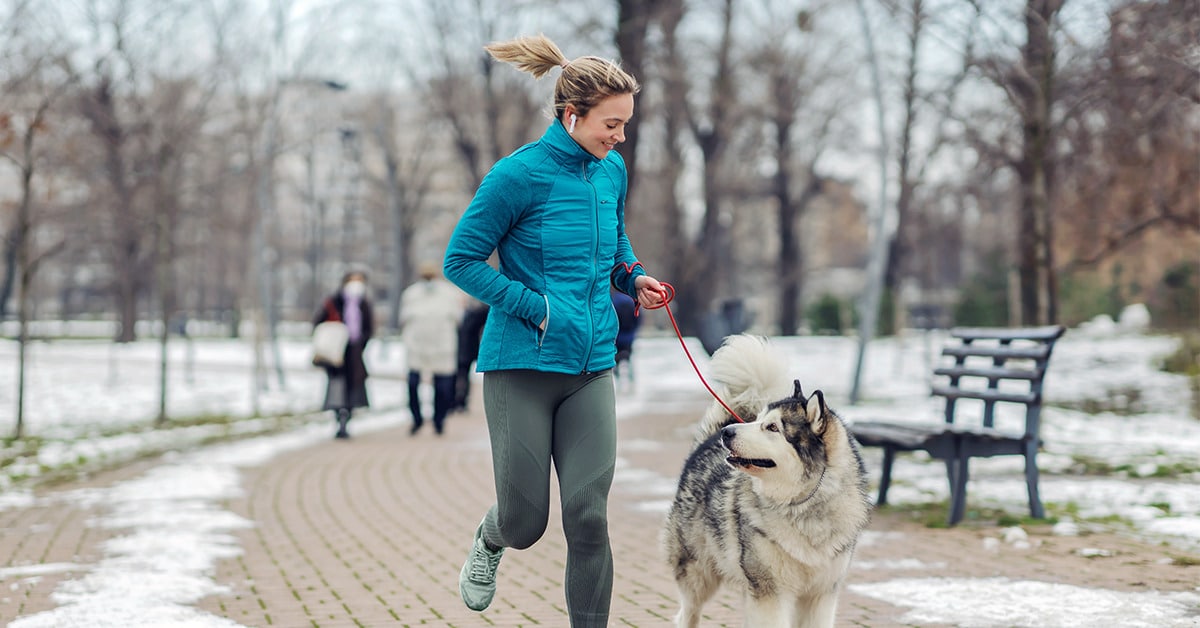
left=611, top=289, right=640, bottom=389
left=442, top=34, right=666, bottom=628
left=399, top=261, right=464, bottom=436
left=452, top=299, right=490, bottom=414
left=313, top=270, right=374, bottom=439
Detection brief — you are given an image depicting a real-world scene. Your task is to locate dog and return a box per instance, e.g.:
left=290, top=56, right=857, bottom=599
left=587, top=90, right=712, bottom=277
left=662, top=334, right=872, bottom=628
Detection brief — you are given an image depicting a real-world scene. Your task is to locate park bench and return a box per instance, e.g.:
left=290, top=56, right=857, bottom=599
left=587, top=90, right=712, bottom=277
left=851, top=325, right=1067, bottom=525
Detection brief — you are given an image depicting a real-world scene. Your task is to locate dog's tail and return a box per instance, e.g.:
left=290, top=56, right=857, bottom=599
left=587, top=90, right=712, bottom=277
left=696, top=334, right=794, bottom=440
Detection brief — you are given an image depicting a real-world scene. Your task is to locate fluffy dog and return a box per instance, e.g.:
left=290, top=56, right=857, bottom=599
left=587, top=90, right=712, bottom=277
left=662, top=335, right=872, bottom=627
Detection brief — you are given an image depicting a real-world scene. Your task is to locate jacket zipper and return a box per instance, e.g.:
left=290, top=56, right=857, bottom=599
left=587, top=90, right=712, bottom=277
left=582, top=161, right=597, bottom=373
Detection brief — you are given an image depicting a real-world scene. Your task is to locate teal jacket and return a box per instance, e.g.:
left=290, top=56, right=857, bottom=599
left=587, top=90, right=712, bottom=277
left=444, top=119, right=645, bottom=375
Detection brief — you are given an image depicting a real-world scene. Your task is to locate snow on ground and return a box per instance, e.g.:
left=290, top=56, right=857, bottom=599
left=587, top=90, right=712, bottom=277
left=1, top=323, right=1198, bottom=626
left=3, top=416, right=402, bottom=628
left=847, top=577, right=1200, bottom=628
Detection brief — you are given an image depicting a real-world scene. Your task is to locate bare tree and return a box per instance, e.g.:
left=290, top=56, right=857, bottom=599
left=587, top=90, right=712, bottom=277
left=71, top=0, right=220, bottom=343
left=358, top=94, right=436, bottom=329
left=1057, top=0, right=1199, bottom=271
left=614, top=0, right=661, bottom=201
left=149, top=75, right=221, bottom=425
left=877, top=0, right=980, bottom=329
left=328, top=0, right=546, bottom=330
left=654, top=0, right=747, bottom=336
left=0, top=25, right=74, bottom=436
left=1015, top=0, right=1063, bottom=325
left=746, top=3, right=846, bottom=335
left=2, top=98, right=56, bottom=439
left=420, top=0, right=544, bottom=190
left=0, top=4, right=73, bottom=322
left=849, top=0, right=893, bottom=403
left=967, top=0, right=1066, bottom=325
left=649, top=0, right=691, bottom=318
left=245, top=0, right=358, bottom=392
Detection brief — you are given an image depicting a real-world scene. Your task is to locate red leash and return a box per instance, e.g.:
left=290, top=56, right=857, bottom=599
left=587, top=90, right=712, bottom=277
left=620, top=263, right=746, bottom=423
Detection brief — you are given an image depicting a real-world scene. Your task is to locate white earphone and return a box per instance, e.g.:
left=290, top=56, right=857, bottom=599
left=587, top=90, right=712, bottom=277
left=568, top=113, right=577, bottom=134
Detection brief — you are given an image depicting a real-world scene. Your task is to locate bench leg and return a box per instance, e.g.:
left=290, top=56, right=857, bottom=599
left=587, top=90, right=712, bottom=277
left=947, top=449, right=970, bottom=526
left=1025, top=446, right=1044, bottom=519
left=877, top=447, right=896, bottom=506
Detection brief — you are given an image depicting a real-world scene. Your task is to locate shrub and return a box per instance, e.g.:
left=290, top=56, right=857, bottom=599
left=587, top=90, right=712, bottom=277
left=954, top=255, right=1008, bottom=327
left=1151, top=261, right=1200, bottom=330
left=806, top=294, right=848, bottom=335
left=1058, top=271, right=1124, bottom=327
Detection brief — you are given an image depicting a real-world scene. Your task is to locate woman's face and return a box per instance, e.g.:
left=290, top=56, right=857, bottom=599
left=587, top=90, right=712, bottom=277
left=568, top=93, right=634, bottom=159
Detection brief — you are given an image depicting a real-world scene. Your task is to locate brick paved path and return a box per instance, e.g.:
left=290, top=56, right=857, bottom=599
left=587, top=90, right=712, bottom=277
left=3, top=398, right=1197, bottom=627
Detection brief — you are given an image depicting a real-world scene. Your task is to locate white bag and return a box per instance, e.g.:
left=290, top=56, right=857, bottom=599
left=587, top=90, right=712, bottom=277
left=312, top=320, right=349, bottom=367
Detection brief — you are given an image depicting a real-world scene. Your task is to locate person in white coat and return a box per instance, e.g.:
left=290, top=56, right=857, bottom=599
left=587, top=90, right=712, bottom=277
left=400, top=261, right=465, bottom=435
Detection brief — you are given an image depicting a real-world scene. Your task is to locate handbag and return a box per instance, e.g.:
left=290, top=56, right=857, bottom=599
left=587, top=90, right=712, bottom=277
left=312, top=300, right=349, bottom=368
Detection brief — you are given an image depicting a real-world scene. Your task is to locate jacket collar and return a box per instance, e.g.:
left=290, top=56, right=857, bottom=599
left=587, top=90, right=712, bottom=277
left=541, top=118, right=600, bottom=167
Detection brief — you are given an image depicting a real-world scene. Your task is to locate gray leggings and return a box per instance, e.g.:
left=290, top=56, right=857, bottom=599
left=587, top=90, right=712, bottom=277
left=478, top=369, right=616, bottom=628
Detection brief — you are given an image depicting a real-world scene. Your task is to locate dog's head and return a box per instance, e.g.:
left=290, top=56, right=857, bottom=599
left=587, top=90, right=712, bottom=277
left=720, top=380, right=830, bottom=483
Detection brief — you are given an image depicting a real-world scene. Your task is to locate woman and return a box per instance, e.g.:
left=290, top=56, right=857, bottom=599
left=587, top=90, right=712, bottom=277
left=443, top=34, right=665, bottom=627
left=312, top=270, right=374, bottom=439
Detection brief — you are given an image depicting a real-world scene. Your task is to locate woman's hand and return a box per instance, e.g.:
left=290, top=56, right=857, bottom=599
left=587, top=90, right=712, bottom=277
left=634, top=275, right=667, bottom=309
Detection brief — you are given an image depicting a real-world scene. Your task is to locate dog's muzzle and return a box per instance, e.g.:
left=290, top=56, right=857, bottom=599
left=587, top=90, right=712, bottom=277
left=721, top=426, right=777, bottom=469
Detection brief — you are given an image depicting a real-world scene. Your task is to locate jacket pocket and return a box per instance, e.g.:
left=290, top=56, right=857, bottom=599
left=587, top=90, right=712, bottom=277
left=536, top=294, right=550, bottom=347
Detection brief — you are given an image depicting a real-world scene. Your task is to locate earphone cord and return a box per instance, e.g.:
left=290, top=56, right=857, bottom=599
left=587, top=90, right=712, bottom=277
left=617, top=263, right=746, bottom=423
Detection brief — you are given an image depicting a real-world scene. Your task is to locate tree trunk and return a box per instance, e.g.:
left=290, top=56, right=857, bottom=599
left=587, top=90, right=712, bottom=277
left=11, top=139, right=34, bottom=439
left=1016, top=0, right=1062, bottom=325
left=656, top=0, right=691, bottom=329
left=886, top=0, right=924, bottom=312
left=0, top=222, right=16, bottom=321
left=615, top=0, right=655, bottom=204
left=680, top=0, right=737, bottom=339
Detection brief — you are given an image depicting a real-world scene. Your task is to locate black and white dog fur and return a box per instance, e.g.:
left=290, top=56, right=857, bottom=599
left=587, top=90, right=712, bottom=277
left=662, top=335, right=872, bottom=627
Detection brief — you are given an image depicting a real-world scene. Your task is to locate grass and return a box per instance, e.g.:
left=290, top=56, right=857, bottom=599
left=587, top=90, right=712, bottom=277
left=878, top=501, right=1059, bottom=529
left=1048, top=386, right=1147, bottom=415
left=1064, top=454, right=1200, bottom=479
left=1170, top=554, right=1200, bottom=566
left=877, top=492, right=1184, bottom=533
left=1160, top=331, right=1200, bottom=420
left=1160, top=332, right=1200, bottom=377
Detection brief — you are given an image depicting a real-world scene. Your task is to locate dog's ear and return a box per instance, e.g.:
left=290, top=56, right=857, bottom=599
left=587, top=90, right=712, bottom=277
left=806, top=390, right=827, bottom=433
left=792, top=379, right=805, bottom=400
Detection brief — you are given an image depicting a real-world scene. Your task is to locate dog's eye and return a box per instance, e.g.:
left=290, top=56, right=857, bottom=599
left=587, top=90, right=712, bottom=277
left=766, top=423, right=780, bottom=432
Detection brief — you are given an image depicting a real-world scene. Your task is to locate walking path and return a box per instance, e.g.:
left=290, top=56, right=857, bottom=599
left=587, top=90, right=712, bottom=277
left=2, top=398, right=1197, bottom=627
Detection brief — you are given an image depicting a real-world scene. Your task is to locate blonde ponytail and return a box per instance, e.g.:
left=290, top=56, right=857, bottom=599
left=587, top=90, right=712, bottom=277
left=484, top=34, right=567, bottom=80
left=485, top=34, right=640, bottom=119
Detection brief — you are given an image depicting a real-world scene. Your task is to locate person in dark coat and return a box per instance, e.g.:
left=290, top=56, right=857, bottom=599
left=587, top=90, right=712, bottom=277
left=313, top=270, right=375, bottom=439
left=611, top=289, right=640, bottom=387
left=452, top=300, right=490, bottom=413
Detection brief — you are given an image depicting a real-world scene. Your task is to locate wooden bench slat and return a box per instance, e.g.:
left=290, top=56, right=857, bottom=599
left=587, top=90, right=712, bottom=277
left=942, top=344, right=1050, bottom=361
left=851, top=422, right=945, bottom=449
left=950, top=325, right=1066, bottom=341
left=934, top=366, right=1042, bottom=381
left=931, top=384, right=1038, bottom=405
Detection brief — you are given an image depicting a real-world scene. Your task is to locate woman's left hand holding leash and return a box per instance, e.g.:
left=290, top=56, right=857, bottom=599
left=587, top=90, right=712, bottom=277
left=635, top=275, right=668, bottom=310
